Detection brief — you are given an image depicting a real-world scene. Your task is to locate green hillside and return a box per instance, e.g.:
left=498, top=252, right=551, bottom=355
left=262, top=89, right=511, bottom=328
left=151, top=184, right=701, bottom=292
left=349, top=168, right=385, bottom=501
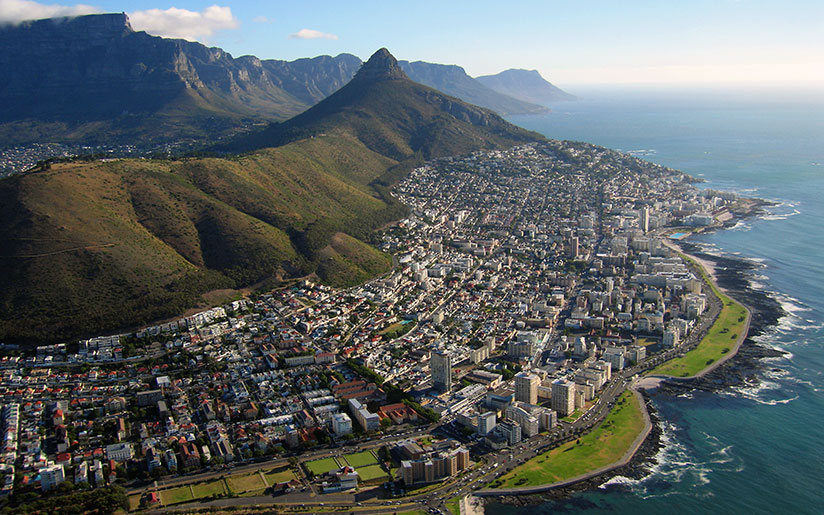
left=0, top=48, right=542, bottom=345
left=0, top=139, right=398, bottom=344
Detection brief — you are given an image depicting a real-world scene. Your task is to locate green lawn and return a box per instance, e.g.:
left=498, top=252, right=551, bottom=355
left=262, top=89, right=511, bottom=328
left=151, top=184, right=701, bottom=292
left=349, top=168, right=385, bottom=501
left=357, top=463, right=389, bottom=482
left=226, top=472, right=266, bottom=493
left=652, top=254, right=748, bottom=377
left=305, top=456, right=340, bottom=476
left=490, top=390, right=645, bottom=488
left=159, top=485, right=193, bottom=505
left=191, top=479, right=227, bottom=498
left=561, top=408, right=583, bottom=423
left=345, top=450, right=378, bottom=467
left=445, top=497, right=461, bottom=515
left=264, top=466, right=297, bottom=485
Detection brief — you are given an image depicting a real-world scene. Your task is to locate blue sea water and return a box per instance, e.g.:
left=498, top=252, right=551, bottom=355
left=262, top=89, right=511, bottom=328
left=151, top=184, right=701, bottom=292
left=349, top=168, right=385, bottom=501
left=490, top=87, right=824, bottom=514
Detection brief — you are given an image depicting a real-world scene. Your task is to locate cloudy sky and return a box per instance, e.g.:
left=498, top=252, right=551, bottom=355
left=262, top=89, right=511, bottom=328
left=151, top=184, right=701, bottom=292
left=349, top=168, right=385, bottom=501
left=1, top=0, right=822, bottom=87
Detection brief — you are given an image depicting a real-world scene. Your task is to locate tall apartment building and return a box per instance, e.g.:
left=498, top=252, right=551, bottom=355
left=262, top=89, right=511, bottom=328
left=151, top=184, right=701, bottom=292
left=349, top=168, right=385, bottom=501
left=551, top=379, right=576, bottom=417
left=431, top=351, right=452, bottom=392
left=514, top=372, right=540, bottom=404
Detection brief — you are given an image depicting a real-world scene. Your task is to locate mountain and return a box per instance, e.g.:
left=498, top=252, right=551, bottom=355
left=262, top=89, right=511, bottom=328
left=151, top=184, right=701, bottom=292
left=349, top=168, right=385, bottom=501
left=0, top=48, right=543, bottom=345
left=216, top=49, right=542, bottom=160
left=0, top=13, right=361, bottom=147
left=476, top=69, right=576, bottom=104
left=398, top=61, right=548, bottom=115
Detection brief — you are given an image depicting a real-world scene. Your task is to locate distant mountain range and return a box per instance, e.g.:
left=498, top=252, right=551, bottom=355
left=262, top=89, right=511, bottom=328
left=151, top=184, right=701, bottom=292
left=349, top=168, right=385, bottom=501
left=0, top=47, right=543, bottom=345
left=0, top=13, right=573, bottom=149
left=477, top=69, right=577, bottom=104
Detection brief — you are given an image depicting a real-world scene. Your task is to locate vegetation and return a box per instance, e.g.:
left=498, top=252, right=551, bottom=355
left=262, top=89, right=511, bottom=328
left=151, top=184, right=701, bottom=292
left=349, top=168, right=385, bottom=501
left=159, top=485, right=194, bottom=505
left=0, top=50, right=540, bottom=345
left=344, top=450, right=378, bottom=467
left=304, top=457, right=340, bottom=476
left=190, top=479, right=227, bottom=498
left=356, top=464, right=389, bottom=482
left=263, top=467, right=297, bottom=485
left=1, top=485, right=128, bottom=514
left=652, top=254, right=749, bottom=377
left=490, top=391, right=645, bottom=488
left=226, top=472, right=266, bottom=493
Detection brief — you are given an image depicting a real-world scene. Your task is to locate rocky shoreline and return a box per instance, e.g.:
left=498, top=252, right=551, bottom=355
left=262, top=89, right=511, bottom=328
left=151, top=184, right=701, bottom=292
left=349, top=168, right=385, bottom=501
left=492, top=228, right=786, bottom=508
left=493, top=394, right=664, bottom=508
left=656, top=242, right=787, bottom=396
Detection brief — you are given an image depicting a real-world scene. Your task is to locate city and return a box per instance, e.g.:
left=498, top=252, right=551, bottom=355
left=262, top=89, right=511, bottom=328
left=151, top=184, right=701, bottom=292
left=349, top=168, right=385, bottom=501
left=0, top=140, right=752, bottom=513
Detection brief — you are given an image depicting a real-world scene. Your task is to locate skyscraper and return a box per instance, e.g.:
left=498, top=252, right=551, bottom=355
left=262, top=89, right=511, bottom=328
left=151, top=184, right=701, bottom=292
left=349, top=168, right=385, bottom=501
left=431, top=351, right=452, bottom=392
left=551, top=379, right=576, bottom=416
left=514, top=372, right=539, bottom=405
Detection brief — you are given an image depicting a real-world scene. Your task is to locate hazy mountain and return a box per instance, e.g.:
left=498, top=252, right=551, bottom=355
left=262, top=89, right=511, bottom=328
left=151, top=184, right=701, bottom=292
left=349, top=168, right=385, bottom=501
left=0, top=13, right=360, bottom=146
left=476, top=69, right=576, bottom=104
left=398, top=61, right=548, bottom=115
left=0, top=48, right=543, bottom=345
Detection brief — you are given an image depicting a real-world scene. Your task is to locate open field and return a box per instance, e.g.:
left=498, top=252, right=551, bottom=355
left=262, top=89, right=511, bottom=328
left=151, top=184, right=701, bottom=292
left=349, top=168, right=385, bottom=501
left=305, top=456, right=340, bottom=476
left=191, top=479, right=227, bottom=498
left=264, top=466, right=298, bottom=485
left=357, top=464, right=389, bottom=482
left=652, top=254, right=749, bottom=377
left=226, top=472, right=266, bottom=493
left=128, top=494, right=143, bottom=511
left=490, top=390, right=645, bottom=488
left=344, top=450, right=379, bottom=467
left=159, top=485, right=193, bottom=505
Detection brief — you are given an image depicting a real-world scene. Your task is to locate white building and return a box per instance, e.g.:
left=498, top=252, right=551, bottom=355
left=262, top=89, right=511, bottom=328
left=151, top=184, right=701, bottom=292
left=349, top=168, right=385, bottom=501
left=514, top=372, right=540, bottom=405
left=331, top=413, right=353, bottom=436
left=106, top=442, right=134, bottom=462
left=40, top=463, right=65, bottom=491
left=551, top=379, right=576, bottom=417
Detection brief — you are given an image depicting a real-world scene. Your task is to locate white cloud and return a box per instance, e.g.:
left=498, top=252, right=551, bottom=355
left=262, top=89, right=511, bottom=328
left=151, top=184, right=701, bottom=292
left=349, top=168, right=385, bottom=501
left=252, top=15, right=271, bottom=24
left=0, top=0, right=99, bottom=23
left=128, top=5, right=238, bottom=42
left=288, top=28, right=337, bottom=40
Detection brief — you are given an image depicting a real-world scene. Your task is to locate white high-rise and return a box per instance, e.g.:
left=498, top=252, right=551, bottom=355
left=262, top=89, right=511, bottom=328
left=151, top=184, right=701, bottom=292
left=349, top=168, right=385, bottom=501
left=514, top=372, right=539, bottom=405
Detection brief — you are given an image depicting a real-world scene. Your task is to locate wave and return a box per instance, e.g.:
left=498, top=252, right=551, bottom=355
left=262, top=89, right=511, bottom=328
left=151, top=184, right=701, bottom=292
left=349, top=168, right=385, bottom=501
left=760, top=208, right=801, bottom=221
left=599, top=421, right=743, bottom=498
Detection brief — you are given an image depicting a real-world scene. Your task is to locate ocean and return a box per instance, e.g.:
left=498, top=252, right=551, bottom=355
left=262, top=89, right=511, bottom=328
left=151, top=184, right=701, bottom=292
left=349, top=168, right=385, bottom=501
left=489, top=87, right=824, bottom=513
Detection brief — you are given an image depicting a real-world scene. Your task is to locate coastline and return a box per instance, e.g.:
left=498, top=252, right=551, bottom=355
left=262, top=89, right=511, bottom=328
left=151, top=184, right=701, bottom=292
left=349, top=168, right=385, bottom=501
left=489, top=218, right=787, bottom=508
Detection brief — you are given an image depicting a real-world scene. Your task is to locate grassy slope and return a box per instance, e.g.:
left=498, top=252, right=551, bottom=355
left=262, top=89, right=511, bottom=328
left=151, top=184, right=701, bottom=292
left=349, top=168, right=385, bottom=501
left=0, top=134, right=396, bottom=344
left=652, top=255, right=749, bottom=377
left=490, top=390, right=645, bottom=488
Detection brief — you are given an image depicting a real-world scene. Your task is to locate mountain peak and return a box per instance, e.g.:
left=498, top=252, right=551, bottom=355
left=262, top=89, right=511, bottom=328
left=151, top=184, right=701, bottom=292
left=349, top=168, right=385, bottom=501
left=352, top=48, right=407, bottom=83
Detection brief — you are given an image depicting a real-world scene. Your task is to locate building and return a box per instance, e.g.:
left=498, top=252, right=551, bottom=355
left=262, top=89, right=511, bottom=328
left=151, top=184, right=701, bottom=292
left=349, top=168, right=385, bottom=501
left=551, top=379, right=576, bottom=417
left=136, top=389, right=163, bottom=407
left=663, top=328, right=680, bottom=348
left=40, top=463, right=65, bottom=491
left=431, top=351, right=452, bottom=392
left=505, top=404, right=539, bottom=437
left=348, top=398, right=380, bottom=432
left=105, top=442, right=133, bottom=462
left=477, top=411, right=496, bottom=435
left=331, top=413, right=353, bottom=436
left=603, top=346, right=626, bottom=371
left=514, top=372, right=540, bottom=404
left=399, top=446, right=470, bottom=485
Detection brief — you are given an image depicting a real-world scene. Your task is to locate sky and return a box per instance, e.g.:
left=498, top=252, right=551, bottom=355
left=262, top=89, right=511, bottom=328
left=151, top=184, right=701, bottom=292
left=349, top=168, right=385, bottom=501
left=1, top=0, right=822, bottom=88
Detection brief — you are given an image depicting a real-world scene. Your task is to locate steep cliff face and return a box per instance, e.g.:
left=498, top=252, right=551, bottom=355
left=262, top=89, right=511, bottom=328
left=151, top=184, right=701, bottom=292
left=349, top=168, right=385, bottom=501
left=0, top=14, right=359, bottom=145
